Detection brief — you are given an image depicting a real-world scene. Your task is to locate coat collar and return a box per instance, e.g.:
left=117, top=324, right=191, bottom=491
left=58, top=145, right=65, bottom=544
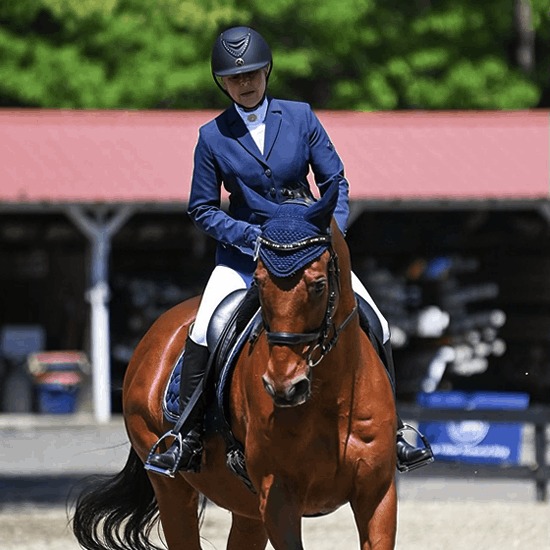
left=226, top=97, right=282, bottom=162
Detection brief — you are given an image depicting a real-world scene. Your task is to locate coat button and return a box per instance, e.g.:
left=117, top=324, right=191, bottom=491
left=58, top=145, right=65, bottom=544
left=269, top=187, right=276, bottom=197
left=264, top=168, right=272, bottom=177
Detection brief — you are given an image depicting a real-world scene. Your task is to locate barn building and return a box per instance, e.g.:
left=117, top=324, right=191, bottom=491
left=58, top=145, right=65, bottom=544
left=1, top=109, right=549, bottom=422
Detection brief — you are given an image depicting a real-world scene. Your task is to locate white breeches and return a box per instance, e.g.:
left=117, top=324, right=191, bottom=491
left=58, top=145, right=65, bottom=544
left=351, top=271, right=391, bottom=343
left=190, top=265, right=391, bottom=346
left=190, top=265, right=250, bottom=346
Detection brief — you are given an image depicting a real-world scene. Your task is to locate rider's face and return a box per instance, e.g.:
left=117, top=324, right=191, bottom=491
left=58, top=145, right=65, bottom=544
left=222, top=68, right=268, bottom=109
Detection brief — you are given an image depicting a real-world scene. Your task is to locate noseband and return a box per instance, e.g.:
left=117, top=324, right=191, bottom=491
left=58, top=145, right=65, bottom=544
left=256, top=233, right=358, bottom=368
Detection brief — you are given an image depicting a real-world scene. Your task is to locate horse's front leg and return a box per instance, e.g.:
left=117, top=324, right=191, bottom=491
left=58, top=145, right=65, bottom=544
left=350, top=473, right=397, bottom=550
left=259, top=475, right=304, bottom=550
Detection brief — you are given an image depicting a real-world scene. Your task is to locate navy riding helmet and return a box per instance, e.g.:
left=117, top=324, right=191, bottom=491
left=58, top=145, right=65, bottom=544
left=211, top=26, right=273, bottom=97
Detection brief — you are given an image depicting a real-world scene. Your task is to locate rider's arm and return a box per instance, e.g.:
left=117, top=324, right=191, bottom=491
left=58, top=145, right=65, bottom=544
left=187, top=132, right=261, bottom=257
left=306, top=107, right=350, bottom=234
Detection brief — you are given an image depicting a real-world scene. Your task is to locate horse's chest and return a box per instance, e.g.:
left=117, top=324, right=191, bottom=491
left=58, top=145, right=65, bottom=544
left=248, top=428, right=353, bottom=489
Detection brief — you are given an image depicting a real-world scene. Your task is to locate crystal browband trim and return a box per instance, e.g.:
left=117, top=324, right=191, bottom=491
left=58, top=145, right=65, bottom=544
left=255, top=234, right=331, bottom=255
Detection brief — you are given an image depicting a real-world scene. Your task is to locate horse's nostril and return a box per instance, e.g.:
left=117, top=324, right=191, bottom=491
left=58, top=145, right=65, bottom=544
left=263, top=374, right=310, bottom=406
left=262, top=375, right=275, bottom=397
left=293, top=378, right=310, bottom=400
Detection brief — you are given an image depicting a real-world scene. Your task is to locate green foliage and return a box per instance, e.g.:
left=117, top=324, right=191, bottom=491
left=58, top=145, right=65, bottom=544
left=0, top=0, right=548, bottom=109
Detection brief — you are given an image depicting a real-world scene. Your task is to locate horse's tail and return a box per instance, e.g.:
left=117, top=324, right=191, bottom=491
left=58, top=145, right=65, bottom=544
left=72, top=447, right=162, bottom=550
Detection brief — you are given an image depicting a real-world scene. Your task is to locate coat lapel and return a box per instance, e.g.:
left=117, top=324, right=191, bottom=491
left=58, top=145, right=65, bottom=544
left=263, top=98, right=282, bottom=160
left=226, top=105, right=264, bottom=161
left=226, top=99, right=282, bottom=162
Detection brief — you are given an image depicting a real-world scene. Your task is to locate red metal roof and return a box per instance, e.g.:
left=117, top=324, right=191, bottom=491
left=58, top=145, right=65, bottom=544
left=0, top=109, right=548, bottom=203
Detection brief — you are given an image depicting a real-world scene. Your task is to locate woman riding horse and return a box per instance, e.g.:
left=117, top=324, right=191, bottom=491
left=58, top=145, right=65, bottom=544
left=74, top=184, right=401, bottom=549
left=146, top=25, right=433, bottom=476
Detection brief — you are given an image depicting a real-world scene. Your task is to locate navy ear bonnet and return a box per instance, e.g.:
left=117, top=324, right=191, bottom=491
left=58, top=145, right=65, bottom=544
left=257, top=201, right=331, bottom=278
left=236, top=178, right=339, bottom=278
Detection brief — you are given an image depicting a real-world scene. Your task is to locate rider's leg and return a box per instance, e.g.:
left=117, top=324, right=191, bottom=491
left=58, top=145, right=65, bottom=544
left=351, top=272, right=434, bottom=472
left=146, top=336, right=209, bottom=474
left=145, top=265, right=249, bottom=476
left=351, top=272, right=391, bottom=343
left=382, top=339, right=434, bottom=471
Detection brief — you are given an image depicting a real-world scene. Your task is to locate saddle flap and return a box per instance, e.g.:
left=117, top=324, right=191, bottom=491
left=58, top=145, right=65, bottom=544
left=163, top=287, right=260, bottom=424
left=206, top=289, right=248, bottom=352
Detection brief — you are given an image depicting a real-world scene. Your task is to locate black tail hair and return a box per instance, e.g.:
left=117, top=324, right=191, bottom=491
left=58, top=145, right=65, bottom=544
left=71, top=447, right=162, bottom=550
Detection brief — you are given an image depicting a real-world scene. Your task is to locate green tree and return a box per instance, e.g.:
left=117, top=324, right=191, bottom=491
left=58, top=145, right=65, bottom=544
left=0, top=0, right=244, bottom=108
left=259, top=0, right=550, bottom=109
left=0, top=0, right=548, bottom=110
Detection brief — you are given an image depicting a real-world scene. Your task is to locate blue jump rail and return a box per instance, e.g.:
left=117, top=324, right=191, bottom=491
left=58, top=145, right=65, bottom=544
left=397, top=403, right=550, bottom=502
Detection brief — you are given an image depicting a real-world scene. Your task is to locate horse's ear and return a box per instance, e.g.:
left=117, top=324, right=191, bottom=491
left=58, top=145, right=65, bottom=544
left=304, top=181, right=339, bottom=231
left=235, top=180, right=279, bottom=223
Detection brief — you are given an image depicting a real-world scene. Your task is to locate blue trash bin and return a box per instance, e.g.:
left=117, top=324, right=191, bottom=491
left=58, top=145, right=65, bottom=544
left=34, top=370, right=82, bottom=414
left=417, top=391, right=530, bottom=465
left=37, top=383, right=80, bottom=414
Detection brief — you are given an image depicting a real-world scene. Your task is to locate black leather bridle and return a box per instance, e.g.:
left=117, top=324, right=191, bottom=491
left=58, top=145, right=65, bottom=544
left=257, top=233, right=358, bottom=368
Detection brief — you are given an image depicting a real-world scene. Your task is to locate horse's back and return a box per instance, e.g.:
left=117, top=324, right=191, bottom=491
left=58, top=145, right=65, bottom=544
left=124, top=295, right=199, bottom=379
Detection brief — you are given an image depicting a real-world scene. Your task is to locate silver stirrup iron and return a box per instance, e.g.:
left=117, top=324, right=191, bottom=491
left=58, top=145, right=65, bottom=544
left=396, top=423, right=434, bottom=473
left=144, top=432, right=184, bottom=478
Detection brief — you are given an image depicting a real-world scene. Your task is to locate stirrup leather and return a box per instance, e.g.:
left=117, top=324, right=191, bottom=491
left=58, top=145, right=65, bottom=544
left=396, top=423, right=435, bottom=473
left=144, top=431, right=184, bottom=478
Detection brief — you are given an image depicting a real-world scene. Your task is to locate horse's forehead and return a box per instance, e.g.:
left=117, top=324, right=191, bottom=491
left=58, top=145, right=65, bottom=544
left=256, top=252, right=329, bottom=289
left=258, top=199, right=333, bottom=278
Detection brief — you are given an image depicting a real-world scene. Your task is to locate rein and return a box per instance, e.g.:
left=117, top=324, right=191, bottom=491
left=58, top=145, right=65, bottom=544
left=257, top=233, right=358, bottom=368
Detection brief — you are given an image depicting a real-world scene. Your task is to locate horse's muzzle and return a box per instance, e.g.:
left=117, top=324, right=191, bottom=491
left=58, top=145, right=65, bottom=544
left=262, top=374, right=311, bottom=407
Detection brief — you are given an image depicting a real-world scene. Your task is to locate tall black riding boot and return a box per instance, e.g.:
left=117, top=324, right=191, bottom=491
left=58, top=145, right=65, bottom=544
left=383, top=341, right=434, bottom=472
left=145, top=336, right=210, bottom=477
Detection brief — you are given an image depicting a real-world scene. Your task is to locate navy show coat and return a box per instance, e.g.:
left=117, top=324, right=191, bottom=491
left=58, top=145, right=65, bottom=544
left=188, top=97, right=350, bottom=275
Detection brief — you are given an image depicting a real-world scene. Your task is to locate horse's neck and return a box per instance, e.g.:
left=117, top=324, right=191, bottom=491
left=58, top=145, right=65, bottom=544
left=321, top=305, right=388, bottom=399
left=314, top=319, right=363, bottom=397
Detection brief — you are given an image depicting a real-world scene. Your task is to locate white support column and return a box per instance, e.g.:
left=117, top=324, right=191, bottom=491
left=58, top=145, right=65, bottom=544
left=65, top=205, right=134, bottom=423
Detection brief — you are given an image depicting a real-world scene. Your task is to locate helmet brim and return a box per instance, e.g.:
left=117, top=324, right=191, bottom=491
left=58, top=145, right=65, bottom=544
left=213, top=61, right=271, bottom=78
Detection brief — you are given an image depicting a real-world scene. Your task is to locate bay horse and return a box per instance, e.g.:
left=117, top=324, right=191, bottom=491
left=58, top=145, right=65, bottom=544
left=72, top=184, right=398, bottom=550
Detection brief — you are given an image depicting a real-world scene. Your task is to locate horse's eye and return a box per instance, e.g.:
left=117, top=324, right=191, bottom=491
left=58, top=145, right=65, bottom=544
left=253, top=272, right=265, bottom=287
left=311, top=278, right=327, bottom=295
